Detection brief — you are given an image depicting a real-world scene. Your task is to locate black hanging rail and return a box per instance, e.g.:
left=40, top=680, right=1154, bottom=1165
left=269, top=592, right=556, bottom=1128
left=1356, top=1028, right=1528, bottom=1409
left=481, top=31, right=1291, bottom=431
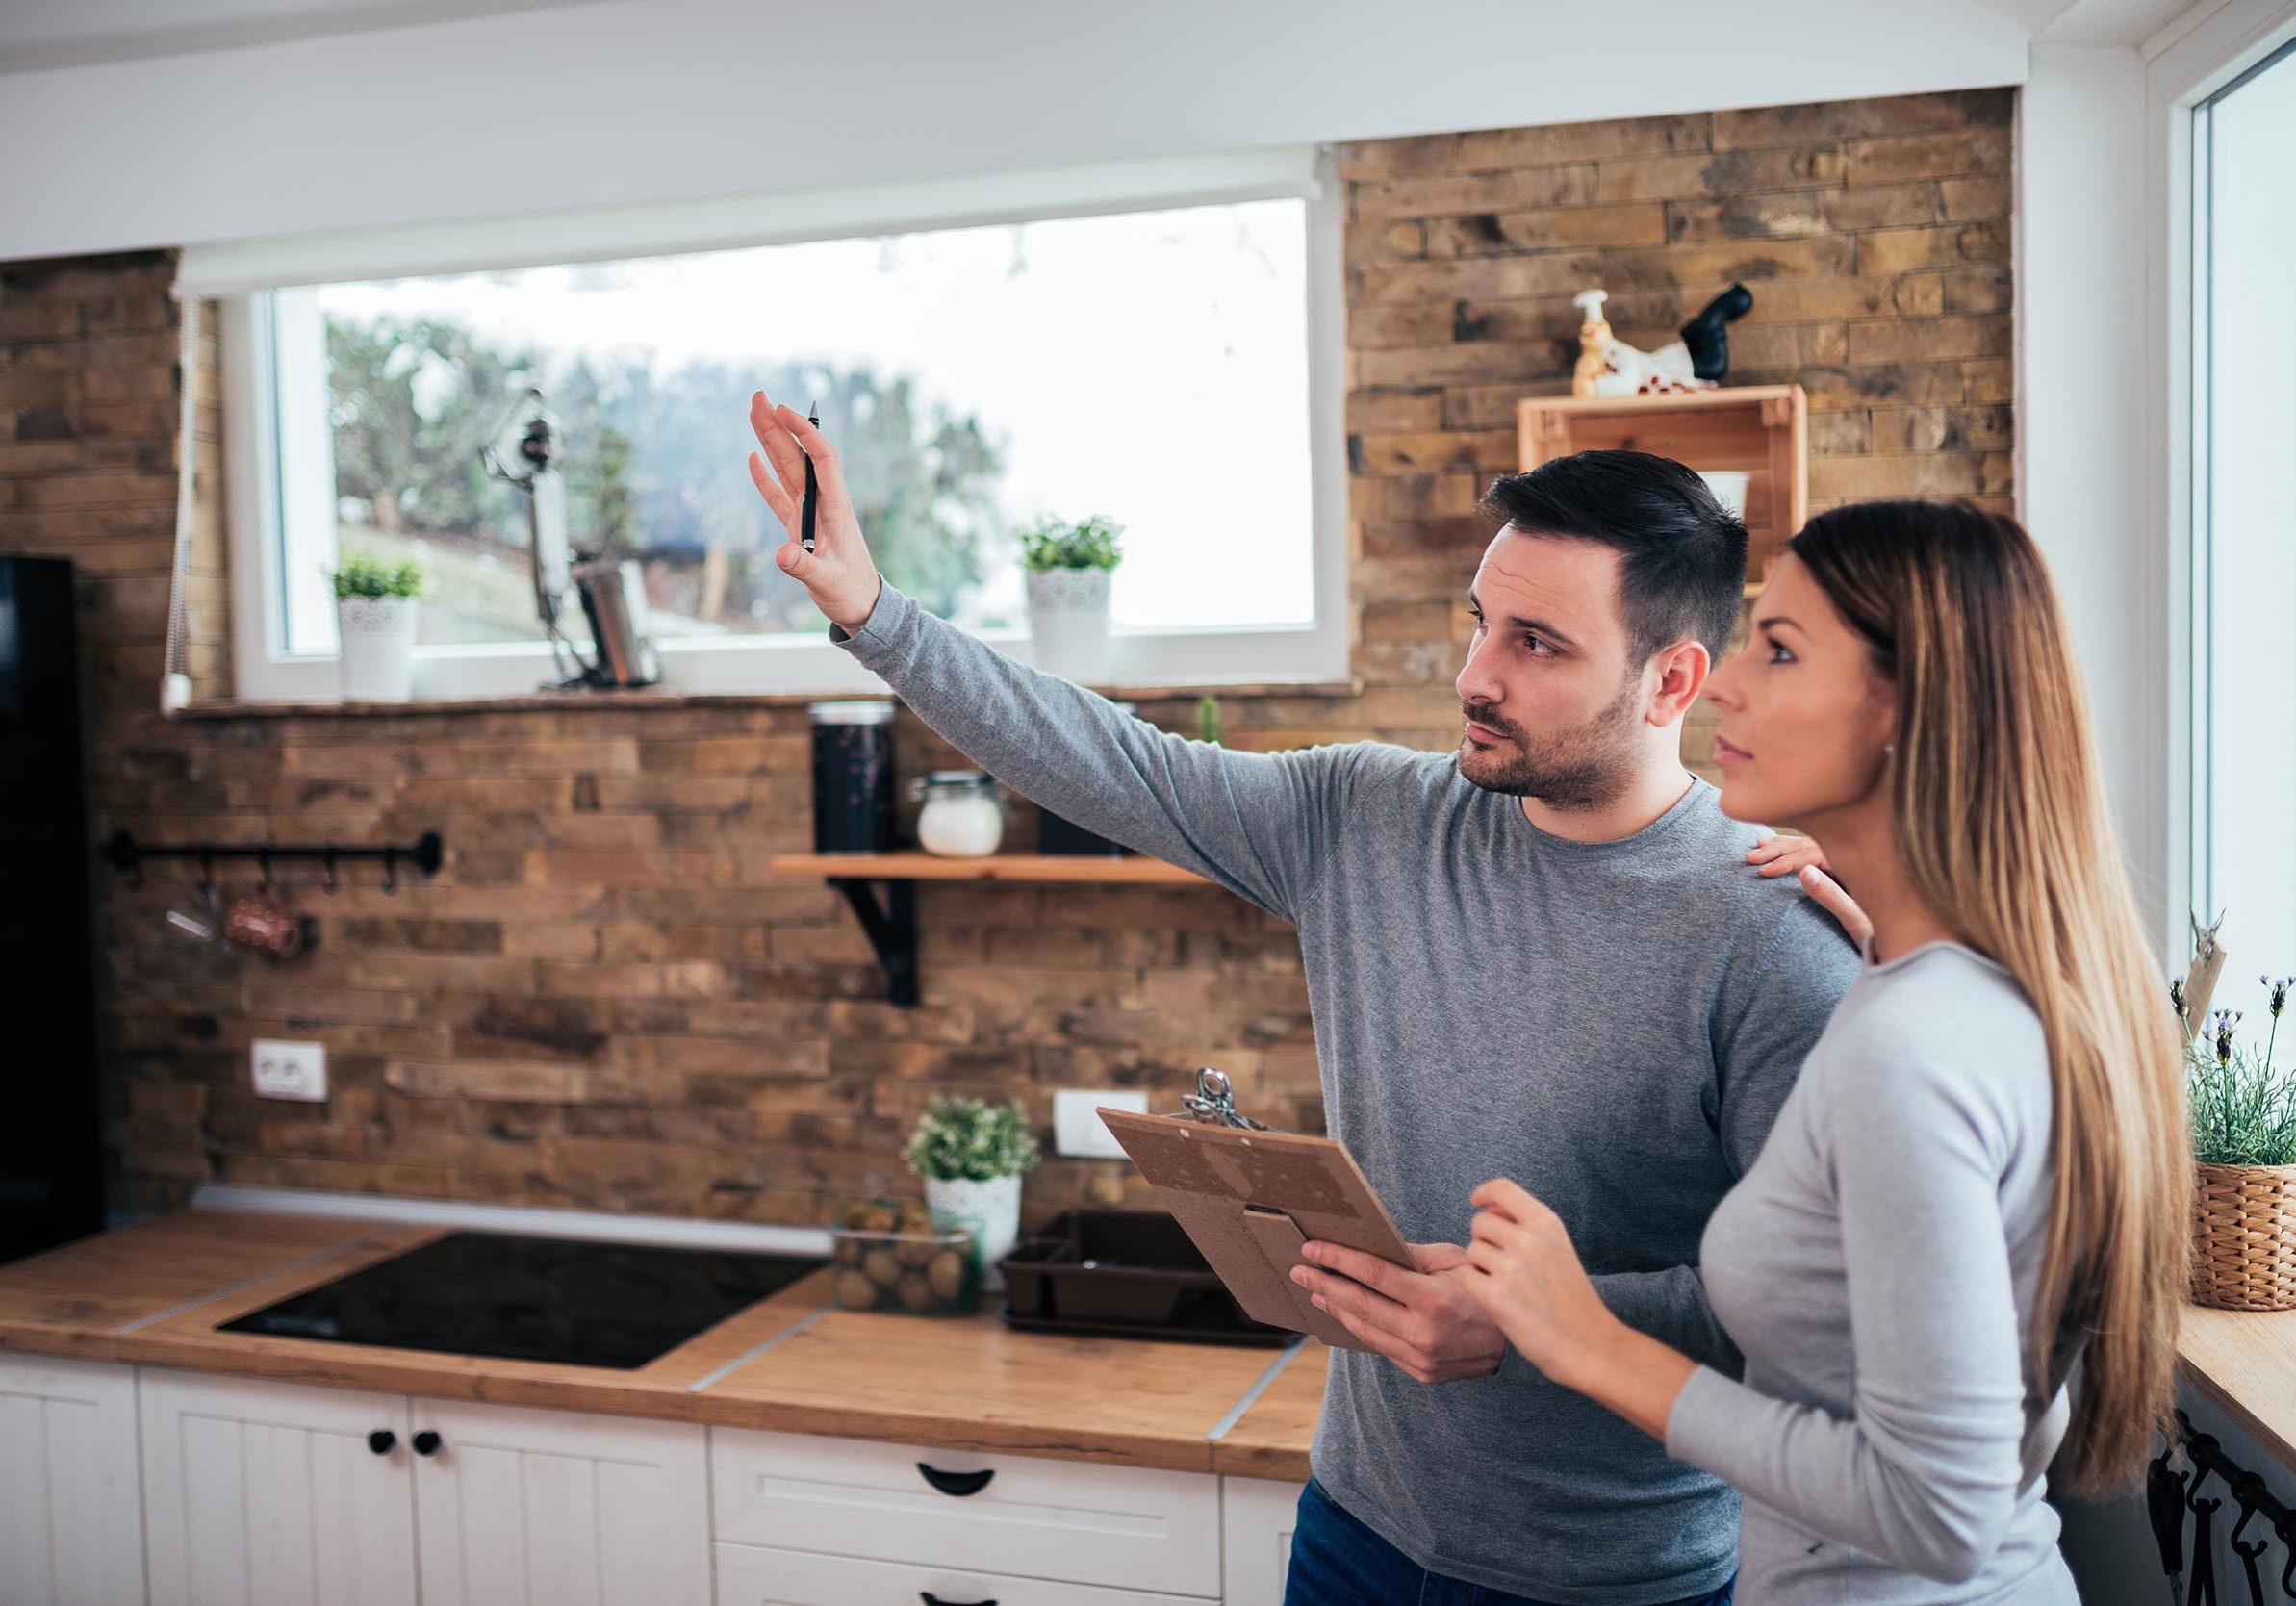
left=2163, top=1408, right=2296, bottom=1598
left=100, top=829, right=445, bottom=891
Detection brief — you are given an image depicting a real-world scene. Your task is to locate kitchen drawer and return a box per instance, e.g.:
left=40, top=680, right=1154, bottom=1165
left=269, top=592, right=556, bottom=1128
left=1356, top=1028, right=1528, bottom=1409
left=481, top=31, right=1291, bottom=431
left=714, top=1541, right=1202, bottom=1605
left=709, top=1427, right=1219, bottom=1597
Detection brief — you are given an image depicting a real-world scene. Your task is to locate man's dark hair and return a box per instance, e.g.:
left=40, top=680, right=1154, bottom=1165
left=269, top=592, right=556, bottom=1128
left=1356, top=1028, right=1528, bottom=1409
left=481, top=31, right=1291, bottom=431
left=1476, top=449, right=1748, bottom=665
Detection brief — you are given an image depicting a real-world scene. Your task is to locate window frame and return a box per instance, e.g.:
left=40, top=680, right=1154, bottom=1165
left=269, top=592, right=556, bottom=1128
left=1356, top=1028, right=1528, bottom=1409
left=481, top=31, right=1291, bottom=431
left=212, top=149, right=1350, bottom=703
left=2153, top=1, right=2296, bottom=945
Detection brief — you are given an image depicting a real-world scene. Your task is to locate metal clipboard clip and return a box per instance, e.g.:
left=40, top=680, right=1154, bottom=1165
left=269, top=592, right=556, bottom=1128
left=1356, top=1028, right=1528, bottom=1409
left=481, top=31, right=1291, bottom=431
left=1175, top=1066, right=1269, bottom=1131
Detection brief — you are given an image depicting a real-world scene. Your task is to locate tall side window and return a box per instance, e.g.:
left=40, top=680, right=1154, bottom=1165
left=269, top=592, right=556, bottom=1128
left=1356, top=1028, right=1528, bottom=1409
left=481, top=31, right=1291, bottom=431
left=2192, top=38, right=2296, bottom=1015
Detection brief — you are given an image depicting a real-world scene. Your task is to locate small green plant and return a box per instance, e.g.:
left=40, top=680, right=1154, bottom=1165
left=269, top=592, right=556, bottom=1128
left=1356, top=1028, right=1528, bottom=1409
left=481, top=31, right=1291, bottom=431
left=2188, top=977, right=2296, bottom=1166
left=902, top=1096, right=1041, bottom=1182
left=1018, top=515, right=1123, bottom=573
left=330, top=550, right=423, bottom=600
left=1196, top=694, right=1225, bottom=746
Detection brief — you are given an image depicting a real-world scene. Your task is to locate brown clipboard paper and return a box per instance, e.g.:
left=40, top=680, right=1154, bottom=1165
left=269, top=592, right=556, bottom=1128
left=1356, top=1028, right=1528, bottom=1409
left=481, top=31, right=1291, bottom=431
left=1096, top=1108, right=1419, bottom=1352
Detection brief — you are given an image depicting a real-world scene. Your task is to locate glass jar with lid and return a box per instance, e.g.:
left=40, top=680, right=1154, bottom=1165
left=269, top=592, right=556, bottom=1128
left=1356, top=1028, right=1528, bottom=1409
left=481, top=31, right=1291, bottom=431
left=913, top=771, right=1006, bottom=858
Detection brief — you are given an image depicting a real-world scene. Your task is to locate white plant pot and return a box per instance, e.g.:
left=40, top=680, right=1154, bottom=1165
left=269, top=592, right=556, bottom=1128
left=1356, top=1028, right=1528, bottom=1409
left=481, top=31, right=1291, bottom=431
left=337, top=596, right=419, bottom=702
left=924, top=1173, right=1024, bottom=1292
left=1025, top=568, right=1113, bottom=683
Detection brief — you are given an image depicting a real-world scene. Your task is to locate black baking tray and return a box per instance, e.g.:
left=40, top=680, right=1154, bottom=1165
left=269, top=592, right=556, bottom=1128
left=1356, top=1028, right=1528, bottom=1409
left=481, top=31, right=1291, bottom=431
left=997, top=1210, right=1292, bottom=1346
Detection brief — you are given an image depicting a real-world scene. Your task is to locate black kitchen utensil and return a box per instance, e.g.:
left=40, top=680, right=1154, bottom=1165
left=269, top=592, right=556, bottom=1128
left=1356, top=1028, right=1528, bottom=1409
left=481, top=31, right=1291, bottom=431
left=2153, top=1442, right=2191, bottom=1605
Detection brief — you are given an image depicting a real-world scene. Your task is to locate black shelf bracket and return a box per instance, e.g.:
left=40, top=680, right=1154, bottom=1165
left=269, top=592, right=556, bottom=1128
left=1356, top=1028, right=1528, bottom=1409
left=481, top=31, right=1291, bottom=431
left=829, top=876, right=918, bottom=1006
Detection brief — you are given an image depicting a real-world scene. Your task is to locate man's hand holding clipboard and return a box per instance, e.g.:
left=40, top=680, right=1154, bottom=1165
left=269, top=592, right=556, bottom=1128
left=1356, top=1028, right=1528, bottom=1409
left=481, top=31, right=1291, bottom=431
left=1099, top=1081, right=1508, bottom=1380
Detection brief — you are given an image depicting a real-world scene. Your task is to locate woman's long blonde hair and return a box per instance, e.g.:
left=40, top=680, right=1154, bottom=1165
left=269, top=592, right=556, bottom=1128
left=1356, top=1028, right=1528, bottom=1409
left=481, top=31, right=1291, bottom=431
left=1791, top=499, right=2186, bottom=1495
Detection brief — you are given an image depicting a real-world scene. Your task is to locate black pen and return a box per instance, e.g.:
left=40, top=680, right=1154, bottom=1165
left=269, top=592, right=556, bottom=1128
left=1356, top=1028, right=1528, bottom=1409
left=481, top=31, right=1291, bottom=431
left=801, top=403, right=820, bottom=553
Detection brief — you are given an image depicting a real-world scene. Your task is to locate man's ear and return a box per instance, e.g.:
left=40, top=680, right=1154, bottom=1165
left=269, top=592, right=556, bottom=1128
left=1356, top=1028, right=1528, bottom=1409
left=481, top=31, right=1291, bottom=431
left=1645, top=640, right=1712, bottom=727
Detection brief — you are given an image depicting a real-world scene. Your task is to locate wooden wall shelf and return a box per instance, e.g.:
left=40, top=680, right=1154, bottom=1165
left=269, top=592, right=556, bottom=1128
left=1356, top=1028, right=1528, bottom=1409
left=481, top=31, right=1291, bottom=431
left=768, top=852, right=1210, bottom=886
left=1517, top=385, right=1808, bottom=596
left=769, top=853, right=1216, bottom=1003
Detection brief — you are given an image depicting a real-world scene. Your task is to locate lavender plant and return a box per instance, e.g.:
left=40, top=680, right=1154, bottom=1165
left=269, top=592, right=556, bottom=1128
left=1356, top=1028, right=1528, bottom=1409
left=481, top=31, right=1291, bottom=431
left=2188, top=976, right=2296, bottom=1166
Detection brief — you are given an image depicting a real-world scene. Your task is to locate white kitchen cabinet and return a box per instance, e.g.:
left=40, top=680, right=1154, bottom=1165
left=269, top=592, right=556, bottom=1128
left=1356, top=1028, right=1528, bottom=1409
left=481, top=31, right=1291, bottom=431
left=711, top=1426, right=1223, bottom=1598
left=137, top=1369, right=706, bottom=1606
left=138, top=1368, right=418, bottom=1606
left=0, top=1354, right=145, bottom=1606
left=1219, top=1478, right=1302, bottom=1606
left=715, top=1542, right=1206, bottom=1605
left=410, top=1395, right=708, bottom=1606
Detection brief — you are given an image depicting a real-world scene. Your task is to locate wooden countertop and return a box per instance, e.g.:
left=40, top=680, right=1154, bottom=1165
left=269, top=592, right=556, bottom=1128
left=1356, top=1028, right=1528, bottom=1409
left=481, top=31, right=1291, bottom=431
left=2179, top=1304, right=2296, bottom=1467
left=0, top=1208, right=1317, bottom=1480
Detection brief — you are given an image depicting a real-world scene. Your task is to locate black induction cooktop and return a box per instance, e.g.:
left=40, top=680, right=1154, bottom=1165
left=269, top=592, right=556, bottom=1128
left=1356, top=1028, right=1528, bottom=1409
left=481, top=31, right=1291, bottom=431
left=216, top=1231, right=828, bottom=1370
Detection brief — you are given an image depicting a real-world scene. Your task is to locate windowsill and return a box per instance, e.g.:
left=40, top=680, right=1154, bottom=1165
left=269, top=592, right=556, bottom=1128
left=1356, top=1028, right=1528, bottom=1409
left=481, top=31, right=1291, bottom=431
left=171, top=676, right=1366, bottom=720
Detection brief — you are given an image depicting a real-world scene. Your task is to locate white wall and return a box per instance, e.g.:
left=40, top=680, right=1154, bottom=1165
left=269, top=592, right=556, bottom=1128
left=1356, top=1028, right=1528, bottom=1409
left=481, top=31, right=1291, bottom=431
left=0, top=0, right=2035, bottom=262
left=2015, top=44, right=2165, bottom=931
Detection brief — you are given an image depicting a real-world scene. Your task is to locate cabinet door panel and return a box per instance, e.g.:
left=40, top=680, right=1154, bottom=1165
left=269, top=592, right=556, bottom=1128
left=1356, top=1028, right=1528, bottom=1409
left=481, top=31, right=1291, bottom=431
left=410, top=1395, right=707, bottom=1606
left=1219, top=1478, right=1302, bottom=1606
left=0, top=1355, right=144, bottom=1606
left=137, top=1367, right=416, bottom=1606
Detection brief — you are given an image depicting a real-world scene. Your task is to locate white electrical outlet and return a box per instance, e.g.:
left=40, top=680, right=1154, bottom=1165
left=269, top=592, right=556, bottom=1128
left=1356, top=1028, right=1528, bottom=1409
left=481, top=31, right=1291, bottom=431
left=1055, top=1088, right=1146, bottom=1159
left=251, top=1038, right=327, bottom=1102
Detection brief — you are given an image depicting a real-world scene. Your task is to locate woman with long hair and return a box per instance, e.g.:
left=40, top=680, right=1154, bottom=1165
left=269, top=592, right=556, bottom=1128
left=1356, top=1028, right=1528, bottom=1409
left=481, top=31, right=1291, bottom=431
left=1458, top=499, right=2186, bottom=1600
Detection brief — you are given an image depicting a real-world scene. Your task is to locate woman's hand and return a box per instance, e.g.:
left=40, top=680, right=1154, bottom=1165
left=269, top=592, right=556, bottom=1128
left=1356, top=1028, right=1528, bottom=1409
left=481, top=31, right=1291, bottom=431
left=1462, top=1179, right=1620, bottom=1391
left=746, top=390, right=883, bottom=634
left=1465, top=1179, right=1700, bottom=1442
left=1747, top=832, right=1874, bottom=949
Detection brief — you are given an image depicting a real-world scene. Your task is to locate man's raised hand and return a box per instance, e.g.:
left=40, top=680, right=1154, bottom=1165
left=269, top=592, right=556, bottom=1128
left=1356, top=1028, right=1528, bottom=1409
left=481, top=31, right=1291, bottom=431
left=747, top=390, right=882, bottom=634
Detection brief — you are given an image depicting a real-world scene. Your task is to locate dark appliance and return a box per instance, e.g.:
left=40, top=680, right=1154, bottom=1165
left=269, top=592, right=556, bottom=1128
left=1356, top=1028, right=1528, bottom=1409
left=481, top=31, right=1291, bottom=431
left=0, top=556, right=103, bottom=1266
left=1000, top=1210, right=1291, bottom=1345
left=217, top=1231, right=829, bottom=1369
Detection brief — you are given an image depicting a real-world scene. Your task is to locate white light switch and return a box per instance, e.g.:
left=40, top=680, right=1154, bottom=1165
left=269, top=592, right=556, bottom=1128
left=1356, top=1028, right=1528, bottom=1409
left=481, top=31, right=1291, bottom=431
left=1056, top=1088, right=1146, bottom=1159
left=251, top=1038, right=327, bottom=1102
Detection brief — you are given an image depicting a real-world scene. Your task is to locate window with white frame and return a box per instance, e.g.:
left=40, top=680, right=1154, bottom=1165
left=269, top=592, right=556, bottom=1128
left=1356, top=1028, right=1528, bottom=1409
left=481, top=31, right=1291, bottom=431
left=2189, top=34, right=2296, bottom=1020
left=199, top=152, right=1346, bottom=701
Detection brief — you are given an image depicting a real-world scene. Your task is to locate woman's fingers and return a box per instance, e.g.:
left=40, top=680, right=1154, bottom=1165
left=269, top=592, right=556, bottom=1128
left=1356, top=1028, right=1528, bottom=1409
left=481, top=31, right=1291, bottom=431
left=1801, top=865, right=1874, bottom=948
left=1747, top=832, right=1828, bottom=879
left=1469, top=1177, right=1539, bottom=1220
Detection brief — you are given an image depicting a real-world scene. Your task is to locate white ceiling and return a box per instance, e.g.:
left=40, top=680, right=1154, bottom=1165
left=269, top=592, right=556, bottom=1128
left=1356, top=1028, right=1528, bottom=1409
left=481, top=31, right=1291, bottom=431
left=0, top=0, right=2204, bottom=77
left=0, top=0, right=610, bottom=73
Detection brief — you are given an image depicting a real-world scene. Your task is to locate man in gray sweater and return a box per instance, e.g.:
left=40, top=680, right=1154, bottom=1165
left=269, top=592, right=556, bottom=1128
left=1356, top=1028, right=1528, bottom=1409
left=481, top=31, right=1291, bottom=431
left=748, top=395, right=1858, bottom=1606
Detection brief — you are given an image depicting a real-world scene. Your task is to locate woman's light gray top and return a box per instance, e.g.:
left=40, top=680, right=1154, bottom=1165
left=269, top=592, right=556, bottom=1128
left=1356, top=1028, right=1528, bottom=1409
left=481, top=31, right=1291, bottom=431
left=1665, top=940, right=2081, bottom=1602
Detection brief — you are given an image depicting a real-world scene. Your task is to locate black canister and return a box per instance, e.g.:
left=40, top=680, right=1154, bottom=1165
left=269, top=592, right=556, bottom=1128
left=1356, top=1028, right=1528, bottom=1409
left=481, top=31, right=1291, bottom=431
left=809, top=701, right=897, bottom=853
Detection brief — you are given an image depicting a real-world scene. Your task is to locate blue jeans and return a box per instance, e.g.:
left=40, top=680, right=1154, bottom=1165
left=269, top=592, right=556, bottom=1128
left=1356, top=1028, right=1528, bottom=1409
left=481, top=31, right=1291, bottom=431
left=1285, top=1476, right=1735, bottom=1606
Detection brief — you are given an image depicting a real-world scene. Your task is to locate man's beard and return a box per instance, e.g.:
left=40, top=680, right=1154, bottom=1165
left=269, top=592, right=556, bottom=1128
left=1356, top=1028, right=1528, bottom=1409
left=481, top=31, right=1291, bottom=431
left=1457, top=674, right=1645, bottom=810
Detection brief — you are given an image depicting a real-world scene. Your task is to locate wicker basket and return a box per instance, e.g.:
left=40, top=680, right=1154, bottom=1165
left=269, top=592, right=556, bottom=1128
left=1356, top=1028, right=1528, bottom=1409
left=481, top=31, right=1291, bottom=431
left=2192, top=1161, right=2296, bottom=1311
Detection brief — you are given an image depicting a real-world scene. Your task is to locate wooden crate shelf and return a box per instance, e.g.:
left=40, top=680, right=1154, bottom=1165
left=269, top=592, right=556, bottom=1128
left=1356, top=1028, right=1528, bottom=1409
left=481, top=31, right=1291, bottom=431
left=1517, top=385, right=1807, bottom=594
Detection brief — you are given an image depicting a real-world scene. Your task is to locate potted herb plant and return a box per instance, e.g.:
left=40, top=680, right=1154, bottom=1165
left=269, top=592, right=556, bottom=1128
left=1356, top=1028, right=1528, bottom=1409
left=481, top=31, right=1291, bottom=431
left=331, top=550, right=423, bottom=702
left=2187, top=976, right=2296, bottom=1310
left=1019, top=514, right=1122, bottom=682
left=903, top=1095, right=1040, bottom=1291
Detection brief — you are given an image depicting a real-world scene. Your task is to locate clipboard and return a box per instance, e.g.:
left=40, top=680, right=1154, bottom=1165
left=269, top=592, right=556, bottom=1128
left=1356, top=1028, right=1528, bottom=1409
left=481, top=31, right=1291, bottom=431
left=1097, top=1107, right=1418, bottom=1351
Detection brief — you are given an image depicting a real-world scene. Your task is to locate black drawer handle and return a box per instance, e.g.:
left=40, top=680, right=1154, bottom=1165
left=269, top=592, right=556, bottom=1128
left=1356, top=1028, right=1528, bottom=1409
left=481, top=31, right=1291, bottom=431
left=920, top=1594, right=995, bottom=1606
left=915, top=1463, right=995, bottom=1498
left=368, top=1430, right=395, bottom=1456
left=413, top=1430, right=443, bottom=1457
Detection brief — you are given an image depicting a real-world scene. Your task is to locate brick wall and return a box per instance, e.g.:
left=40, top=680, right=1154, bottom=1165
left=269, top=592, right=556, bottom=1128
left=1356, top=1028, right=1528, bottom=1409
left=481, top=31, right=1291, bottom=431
left=0, top=89, right=2011, bottom=1227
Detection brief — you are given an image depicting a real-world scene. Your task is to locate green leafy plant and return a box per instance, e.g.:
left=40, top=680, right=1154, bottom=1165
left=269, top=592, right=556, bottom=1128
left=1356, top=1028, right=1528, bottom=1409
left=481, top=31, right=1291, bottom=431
left=1018, top=514, right=1123, bottom=573
left=1196, top=694, right=1226, bottom=746
left=2188, top=977, right=2296, bottom=1166
left=902, top=1096, right=1041, bottom=1182
left=329, top=550, right=423, bottom=600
